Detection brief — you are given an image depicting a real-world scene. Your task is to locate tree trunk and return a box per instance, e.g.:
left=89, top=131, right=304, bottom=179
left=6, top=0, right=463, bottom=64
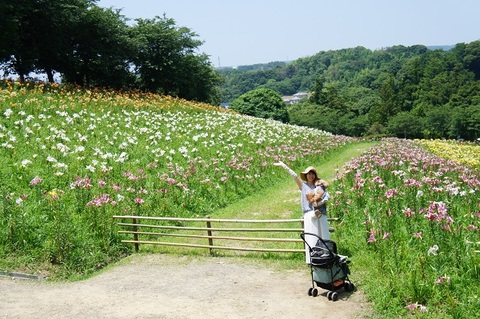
left=46, top=67, right=55, bottom=83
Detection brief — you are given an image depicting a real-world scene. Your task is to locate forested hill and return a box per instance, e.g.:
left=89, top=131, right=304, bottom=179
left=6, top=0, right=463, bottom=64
left=218, top=42, right=480, bottom=140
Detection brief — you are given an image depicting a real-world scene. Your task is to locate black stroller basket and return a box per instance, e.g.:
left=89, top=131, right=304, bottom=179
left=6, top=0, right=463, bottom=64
left=300, top=232, right=354, bottom=301
left=310, top=238, right=338, bottom=269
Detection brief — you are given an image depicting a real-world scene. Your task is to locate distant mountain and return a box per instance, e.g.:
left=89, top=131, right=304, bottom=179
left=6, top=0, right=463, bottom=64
left=217, top=45, right=457, bottom=70
left=216, top=61, right=287, bottom=71
left=427, top=44, right=455, bottom=51
left=217, top=41, right=480, bottom=141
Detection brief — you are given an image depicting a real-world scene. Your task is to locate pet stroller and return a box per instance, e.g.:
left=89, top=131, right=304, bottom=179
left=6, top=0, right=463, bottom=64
left=300, top=232, right=354, bottom=301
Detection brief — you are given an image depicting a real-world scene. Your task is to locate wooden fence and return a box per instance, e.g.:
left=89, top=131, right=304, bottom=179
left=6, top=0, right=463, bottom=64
left=112, top=215, right=338, bottom=255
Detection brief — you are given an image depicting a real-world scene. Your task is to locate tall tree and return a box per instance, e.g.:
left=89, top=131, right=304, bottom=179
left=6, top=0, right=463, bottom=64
left=0, top=0, right=95, bottom=82
left=377, top=75, right=398, bottom=124
left=129, top=15, right=220, bottom=102
left=463, top=105, right=480, bottom=140
left=60, top=5, right=134, bottom=88
left=387, top=111, right=423, bottom=139
left=173, top=53, right=222, bottom=104
left=463, top=40, right=480, bottom=79
left=230, top=88, right=289, bottom=122
left=33, top=0, right=94, bottom=83
left=0, top=1, right=19, bottom=77
left=423, top=106, right=451, bottom=138
left=0, top=0, right=41, bottom=81
left=308, top=76, right=328, bottom=105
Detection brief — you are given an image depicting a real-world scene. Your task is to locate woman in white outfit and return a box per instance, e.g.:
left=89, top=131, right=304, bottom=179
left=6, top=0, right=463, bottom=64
left=274, top=162, right=330, bottom=264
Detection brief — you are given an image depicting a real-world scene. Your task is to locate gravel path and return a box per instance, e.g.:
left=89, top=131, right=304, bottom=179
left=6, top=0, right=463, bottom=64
left=1, top=254, right=370, bottom=319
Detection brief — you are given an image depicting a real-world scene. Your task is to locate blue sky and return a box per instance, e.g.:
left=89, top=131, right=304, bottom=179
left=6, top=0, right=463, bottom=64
left=97, top=0, right=480, bottom=67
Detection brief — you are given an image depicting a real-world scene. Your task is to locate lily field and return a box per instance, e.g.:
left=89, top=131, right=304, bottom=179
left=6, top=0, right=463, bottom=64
left=1, top=81, right=479, bottom=318
left=329, top=138, right=479, bottom=318
left=0, top=82, right=347, bottom=273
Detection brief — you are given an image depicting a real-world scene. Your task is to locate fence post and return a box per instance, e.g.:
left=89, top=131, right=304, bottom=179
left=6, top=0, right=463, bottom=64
left=132, top=211, right=139, bottom=252
left=206, top=215, right=214, bottom=256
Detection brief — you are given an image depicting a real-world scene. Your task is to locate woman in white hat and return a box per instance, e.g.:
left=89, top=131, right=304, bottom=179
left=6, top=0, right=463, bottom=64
left=273, top=162, right=330, bottom=263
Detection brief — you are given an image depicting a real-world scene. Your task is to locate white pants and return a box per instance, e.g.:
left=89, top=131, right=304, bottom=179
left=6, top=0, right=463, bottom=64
left=303, top=211, right=330, bottom=264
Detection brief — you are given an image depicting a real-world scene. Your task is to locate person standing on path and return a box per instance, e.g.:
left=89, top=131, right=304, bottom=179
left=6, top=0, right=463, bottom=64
left=273, top=162, right=330, bottom=264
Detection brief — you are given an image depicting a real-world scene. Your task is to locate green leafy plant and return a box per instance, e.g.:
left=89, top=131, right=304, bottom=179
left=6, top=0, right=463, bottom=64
left=0, top=82, right=345, bottom=278
left=330, top=138, right=480, bottom=318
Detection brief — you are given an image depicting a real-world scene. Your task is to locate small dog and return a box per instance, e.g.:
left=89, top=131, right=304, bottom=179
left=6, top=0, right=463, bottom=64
left=306, top=179, right=329, bottom=203
left=306, top=186, right=324, bottom=204
left=306, top=180, right=329, bottom=216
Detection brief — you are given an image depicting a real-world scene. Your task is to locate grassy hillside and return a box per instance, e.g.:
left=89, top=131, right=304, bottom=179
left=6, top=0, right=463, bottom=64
left=2, top=82, right=479, bottom=318
left=0, top=81, right=354, bottom=278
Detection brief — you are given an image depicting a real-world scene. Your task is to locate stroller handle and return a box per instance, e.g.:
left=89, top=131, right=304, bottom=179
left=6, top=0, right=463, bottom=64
left=300, top=232, right=335, bottom=255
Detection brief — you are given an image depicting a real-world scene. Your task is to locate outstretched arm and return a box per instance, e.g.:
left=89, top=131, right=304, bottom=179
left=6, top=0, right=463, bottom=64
left=273, top=161, right=303, bottom=190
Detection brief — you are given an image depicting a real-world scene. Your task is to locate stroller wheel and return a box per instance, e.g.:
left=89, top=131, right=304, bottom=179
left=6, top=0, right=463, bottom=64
left=327, top=291, right=338, bottom=301
left=344, top=282, right=355, bottom=292
left=307, top=287, right=318, bottom=297
left=330, top=291, right=339, bottom=301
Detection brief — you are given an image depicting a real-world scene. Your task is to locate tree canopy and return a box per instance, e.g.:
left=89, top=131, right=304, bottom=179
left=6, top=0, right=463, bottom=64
left=229, top=88, right=289, bottom=123
left=0, top=1, right=220, bottom=104
left=219, top=43, right=480, bottom=140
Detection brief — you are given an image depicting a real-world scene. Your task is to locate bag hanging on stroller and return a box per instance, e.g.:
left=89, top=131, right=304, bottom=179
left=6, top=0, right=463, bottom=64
left=300, top=232, right=354, bottom=301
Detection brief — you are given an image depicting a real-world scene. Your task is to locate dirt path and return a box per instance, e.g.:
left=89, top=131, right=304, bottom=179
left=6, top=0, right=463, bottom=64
left=1, top=254, right=370, bottom=319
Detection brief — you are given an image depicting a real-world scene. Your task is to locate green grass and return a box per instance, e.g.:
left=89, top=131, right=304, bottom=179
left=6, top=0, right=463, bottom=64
left=2, top=83, right=353, bottom=280
left=144, top=141, right=378, bottom=269
left=210, top=141, right=378, bottom=220
left=4, top=83, right=477, bottom=318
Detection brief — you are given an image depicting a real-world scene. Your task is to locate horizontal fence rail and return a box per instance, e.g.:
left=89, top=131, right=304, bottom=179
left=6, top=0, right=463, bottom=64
left=113, top=215, right=338, bottom=255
